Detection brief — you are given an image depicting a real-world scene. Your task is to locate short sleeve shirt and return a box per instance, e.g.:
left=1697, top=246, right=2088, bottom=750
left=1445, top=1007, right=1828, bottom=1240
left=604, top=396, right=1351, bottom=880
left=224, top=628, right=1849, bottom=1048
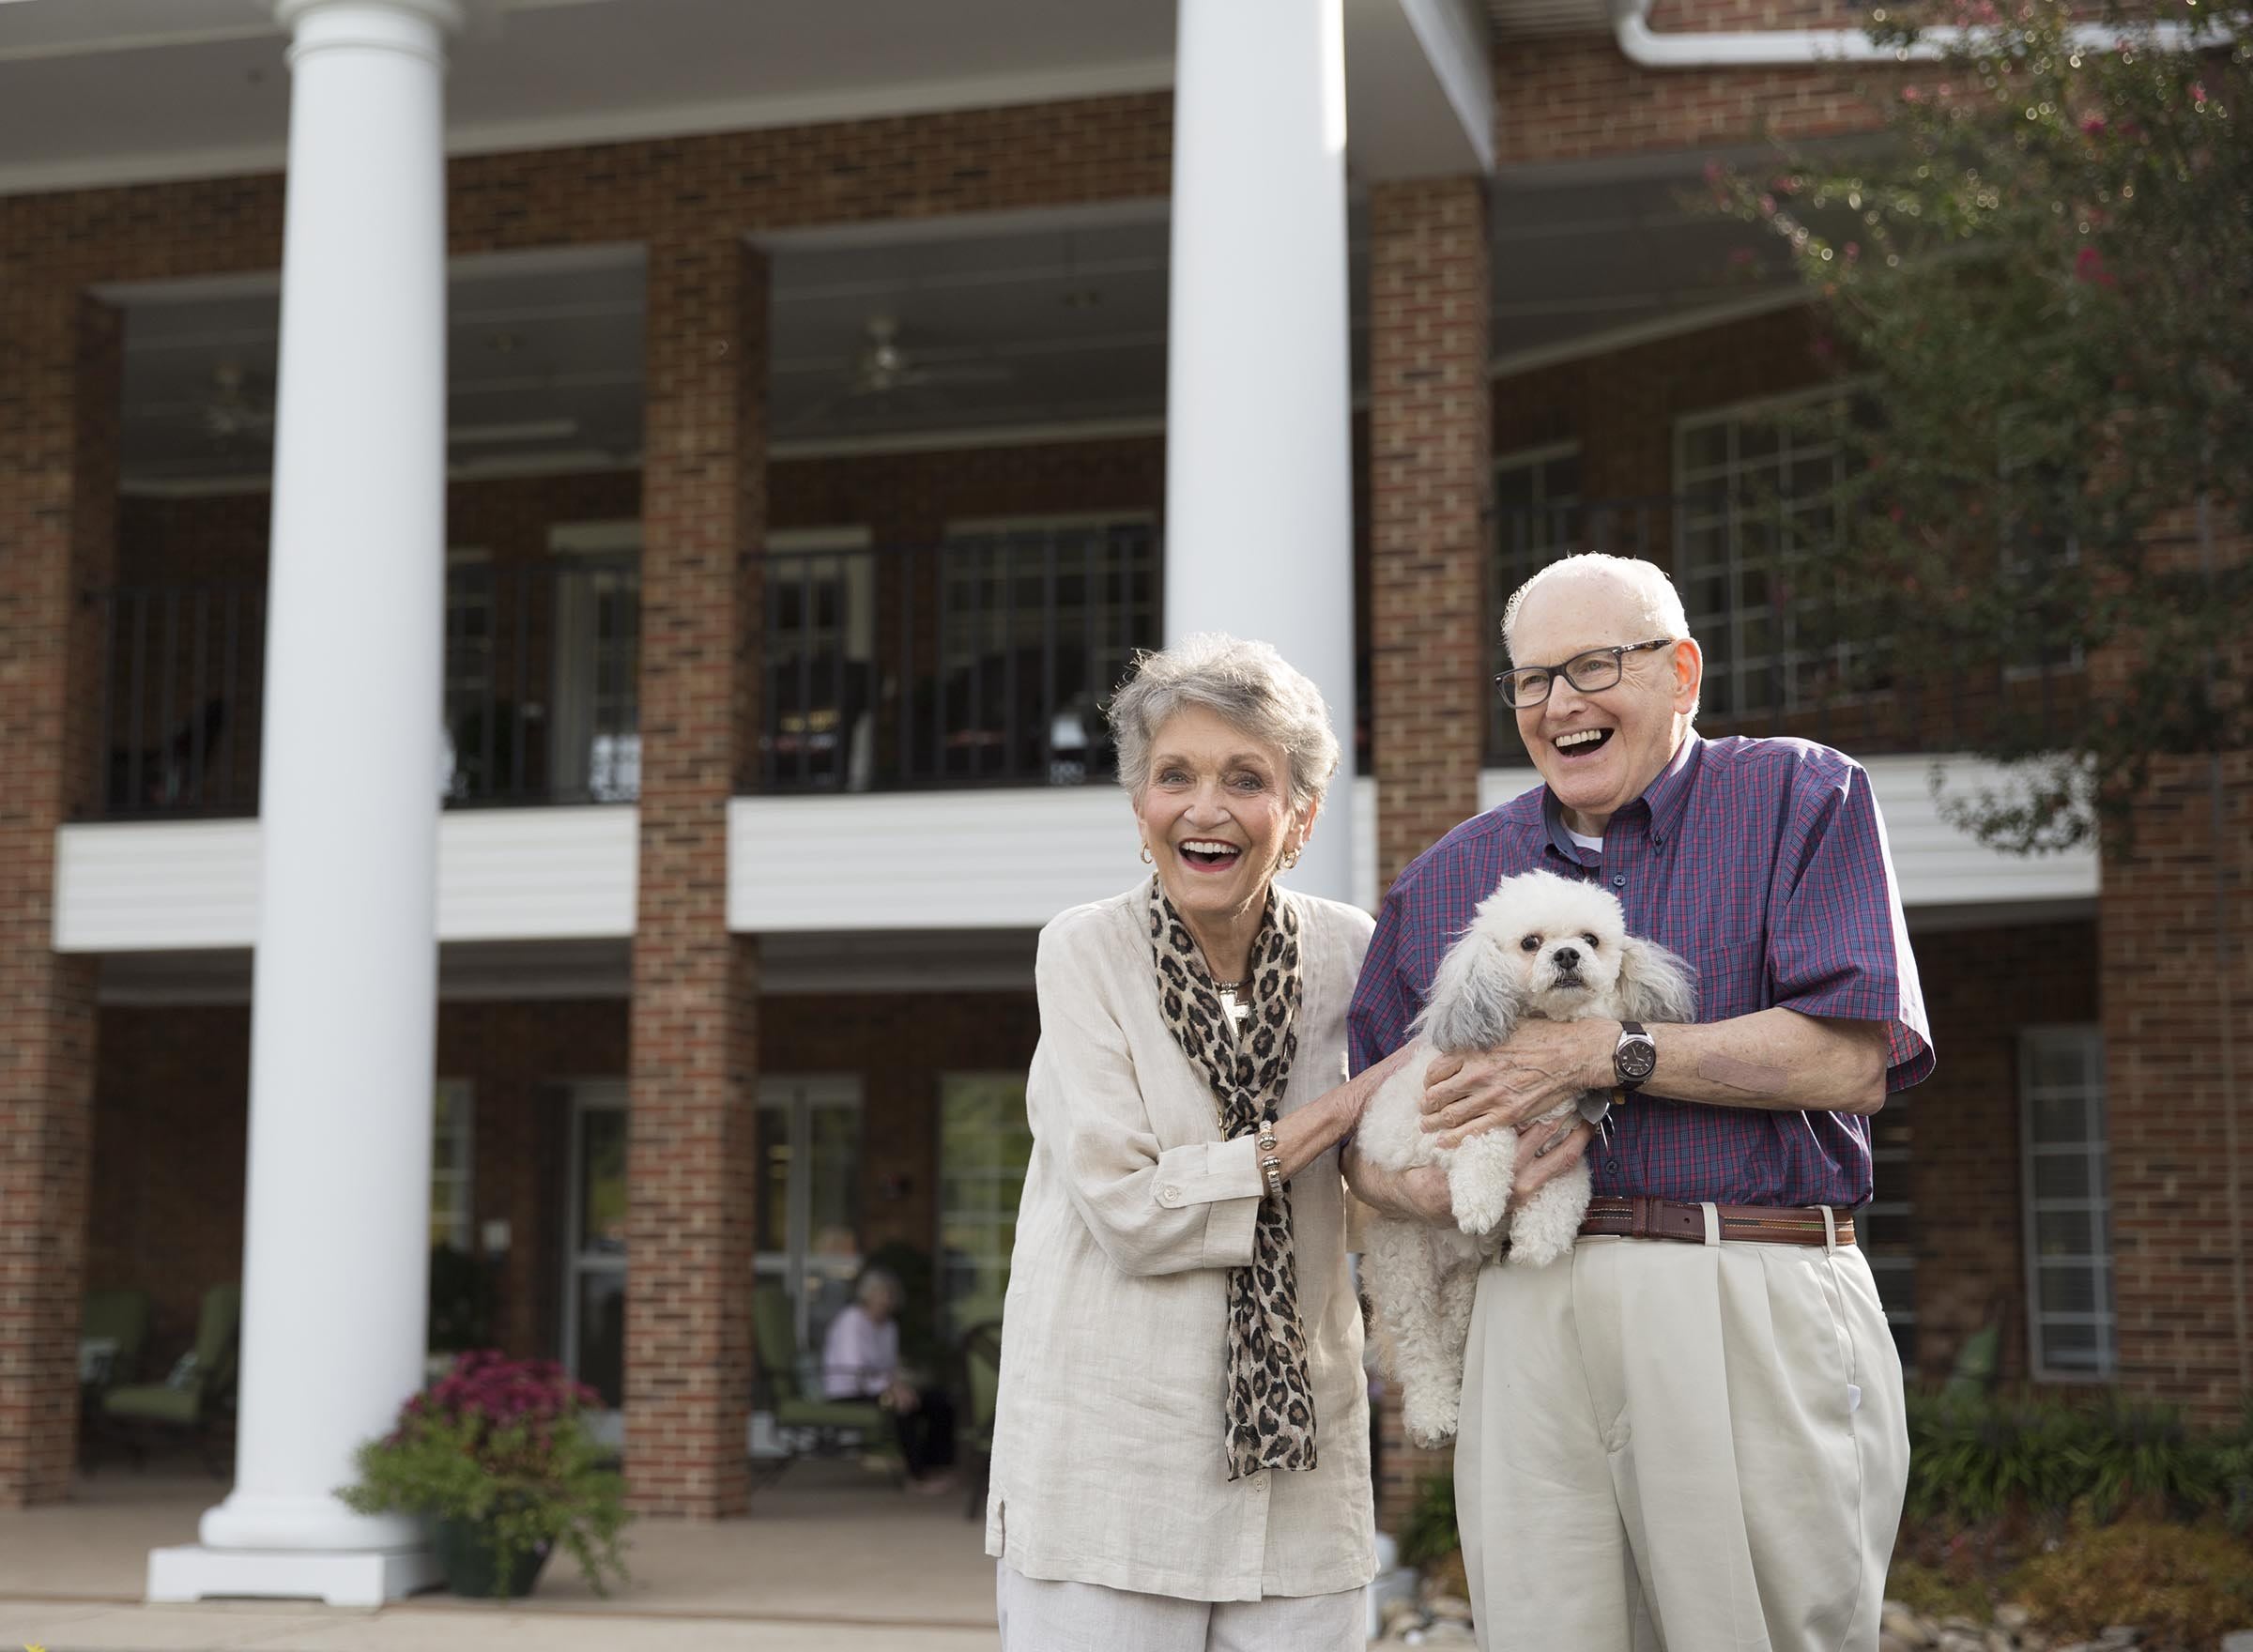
left=1347, top=733, right=1934, bottom=1207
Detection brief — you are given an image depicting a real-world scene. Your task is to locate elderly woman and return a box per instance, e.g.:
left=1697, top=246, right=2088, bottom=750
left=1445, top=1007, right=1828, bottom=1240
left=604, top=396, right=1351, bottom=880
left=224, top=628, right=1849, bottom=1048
left=985, top=633, right=1410, bottom=1652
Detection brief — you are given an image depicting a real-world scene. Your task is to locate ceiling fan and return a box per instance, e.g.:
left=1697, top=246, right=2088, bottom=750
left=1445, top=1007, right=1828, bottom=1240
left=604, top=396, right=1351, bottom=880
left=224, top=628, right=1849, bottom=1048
left=199, top=361, right=274, bottom=445
left=787, top=314, right=1013, bottom=432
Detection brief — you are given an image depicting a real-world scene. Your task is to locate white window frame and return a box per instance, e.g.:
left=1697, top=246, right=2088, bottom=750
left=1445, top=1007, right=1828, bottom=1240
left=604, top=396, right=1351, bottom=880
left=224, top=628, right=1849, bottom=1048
left=1673, top=384, right=1866, bottom=719
left=431, top=1077, right=475, bottom=1253
left=547, top=521, right=643, bottom=803
left=2019, top=1024, right=2117, bottom=1381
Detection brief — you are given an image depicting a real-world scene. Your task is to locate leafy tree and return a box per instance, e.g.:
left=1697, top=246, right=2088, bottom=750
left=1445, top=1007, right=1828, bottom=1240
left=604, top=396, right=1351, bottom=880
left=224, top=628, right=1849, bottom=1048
left=1723, top=0, right=2249, bottom=854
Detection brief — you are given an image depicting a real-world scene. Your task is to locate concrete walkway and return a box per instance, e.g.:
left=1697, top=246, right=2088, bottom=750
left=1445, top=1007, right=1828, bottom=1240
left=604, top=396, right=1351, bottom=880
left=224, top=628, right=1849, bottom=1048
left=0, top=1461, right=998, bottom=1652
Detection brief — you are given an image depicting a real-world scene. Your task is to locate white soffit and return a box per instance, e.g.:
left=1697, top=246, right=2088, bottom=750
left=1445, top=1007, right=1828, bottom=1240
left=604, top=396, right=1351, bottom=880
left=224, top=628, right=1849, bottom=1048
left=1346, top=0, right=1496, bottom=178
left=1478, top=754, right=2101, bottom=910
left=54, top=805, right=637, bottom=953
left=729, top=777, right=1380, bottom=932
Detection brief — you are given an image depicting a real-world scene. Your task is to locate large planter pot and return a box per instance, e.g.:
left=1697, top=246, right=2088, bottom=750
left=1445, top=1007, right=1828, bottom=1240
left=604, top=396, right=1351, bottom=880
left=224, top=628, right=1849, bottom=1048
left=431, top=1516, right=552, bottom=1599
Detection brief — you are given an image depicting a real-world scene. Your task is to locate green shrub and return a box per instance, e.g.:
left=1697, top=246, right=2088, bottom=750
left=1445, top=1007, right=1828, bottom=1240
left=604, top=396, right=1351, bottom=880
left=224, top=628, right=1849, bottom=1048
left=2072, top=1392, right=2219, bottom=1522
left=1884, top=1558, right=1994, bottom=1624
left=2010, top=1520, right=2253, bottom=1648
left=1907, top=1389, right=2091, bottom=1525
left=1398, top=1473, right=1460, bottom=1572
left=1906, top=1387, right=2238, bottom=1530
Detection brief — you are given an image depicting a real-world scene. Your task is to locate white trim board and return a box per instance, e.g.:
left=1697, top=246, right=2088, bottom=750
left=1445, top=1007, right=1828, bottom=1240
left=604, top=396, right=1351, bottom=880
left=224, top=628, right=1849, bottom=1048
left=54, top=805, right=637, bottom=953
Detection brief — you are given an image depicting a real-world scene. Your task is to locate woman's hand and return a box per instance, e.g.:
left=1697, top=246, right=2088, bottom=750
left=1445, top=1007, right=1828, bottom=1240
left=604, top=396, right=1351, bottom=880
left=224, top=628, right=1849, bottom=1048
left=1268, top=1043, right=1421, bottom=1183
left=1420, top=1020, right=1612, bottom=1148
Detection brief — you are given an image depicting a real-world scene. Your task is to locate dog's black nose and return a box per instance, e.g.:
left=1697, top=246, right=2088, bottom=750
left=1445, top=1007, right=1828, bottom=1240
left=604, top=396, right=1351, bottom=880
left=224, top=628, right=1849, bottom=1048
left=1552, top=944, right=1581, bottom=971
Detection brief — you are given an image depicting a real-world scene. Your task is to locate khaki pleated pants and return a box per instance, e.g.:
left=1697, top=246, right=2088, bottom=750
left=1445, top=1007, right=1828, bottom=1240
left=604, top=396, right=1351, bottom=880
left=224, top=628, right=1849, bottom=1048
left=1456, top=1229, right=1908, bottom=1652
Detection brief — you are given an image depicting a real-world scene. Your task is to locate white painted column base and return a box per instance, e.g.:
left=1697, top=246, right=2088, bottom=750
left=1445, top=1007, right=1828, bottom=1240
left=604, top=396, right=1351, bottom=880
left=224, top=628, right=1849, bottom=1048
left=147, top=1544, right=441, bottom=1607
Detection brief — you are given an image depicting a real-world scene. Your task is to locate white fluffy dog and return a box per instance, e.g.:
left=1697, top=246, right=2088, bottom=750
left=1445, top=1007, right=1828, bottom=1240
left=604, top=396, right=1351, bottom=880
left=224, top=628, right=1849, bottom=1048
left=1357, top=869, right=1696, bottom=1446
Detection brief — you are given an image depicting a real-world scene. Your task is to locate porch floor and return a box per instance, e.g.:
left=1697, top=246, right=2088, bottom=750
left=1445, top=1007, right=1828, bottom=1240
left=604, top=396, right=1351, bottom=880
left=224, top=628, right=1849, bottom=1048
left=0, top=1458, right=997, bottom=1651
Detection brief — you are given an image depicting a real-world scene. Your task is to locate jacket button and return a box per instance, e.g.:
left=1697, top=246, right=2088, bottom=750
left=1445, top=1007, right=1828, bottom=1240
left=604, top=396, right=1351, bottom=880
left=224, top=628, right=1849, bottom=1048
left=1160, top=1185, right=1183, bottom=1206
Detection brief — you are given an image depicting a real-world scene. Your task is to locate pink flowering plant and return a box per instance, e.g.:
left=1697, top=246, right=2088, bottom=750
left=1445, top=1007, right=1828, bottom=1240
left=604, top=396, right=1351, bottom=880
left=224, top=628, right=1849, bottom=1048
left=339, top=1350, right=630, bottom=1596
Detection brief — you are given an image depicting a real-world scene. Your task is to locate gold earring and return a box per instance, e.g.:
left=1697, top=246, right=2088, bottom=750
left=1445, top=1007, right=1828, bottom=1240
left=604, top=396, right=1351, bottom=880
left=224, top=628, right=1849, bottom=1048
left=1282, top=847, right=1300, bottom=871
left=1140, top=843, right=1154, bottom=864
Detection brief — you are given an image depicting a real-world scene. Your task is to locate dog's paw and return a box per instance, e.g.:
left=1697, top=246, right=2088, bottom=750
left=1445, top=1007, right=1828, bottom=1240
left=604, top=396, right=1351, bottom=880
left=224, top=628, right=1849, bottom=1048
left=1505, top=1229, right=1572, bottom=1268
left=1454, top=1181, right=1511, bottom=1238
left=1402, top=1389, right=1460, bottom=1447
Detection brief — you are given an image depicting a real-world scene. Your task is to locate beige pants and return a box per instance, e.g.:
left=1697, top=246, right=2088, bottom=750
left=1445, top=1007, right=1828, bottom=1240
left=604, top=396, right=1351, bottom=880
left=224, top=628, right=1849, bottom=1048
left=995, top=1562, right=1365, bottom=1652
left=1457, top=1231, right=1908, bottom=1652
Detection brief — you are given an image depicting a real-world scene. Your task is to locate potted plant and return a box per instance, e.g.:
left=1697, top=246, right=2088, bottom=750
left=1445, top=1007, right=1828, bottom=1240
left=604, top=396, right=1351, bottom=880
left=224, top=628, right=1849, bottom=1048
left=339, top=1349, right=629, bottom=1598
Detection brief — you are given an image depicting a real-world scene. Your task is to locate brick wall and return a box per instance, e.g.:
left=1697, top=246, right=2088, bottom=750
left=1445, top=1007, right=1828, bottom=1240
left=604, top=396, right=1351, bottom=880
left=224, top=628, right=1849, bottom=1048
left=2103, top=749, right=2253, bottom=1422
left=1907, top=920, right=2101, bottom=1387
left=1492, top=37, right=1892, bottom=168
left=0, top=294, right=120, bottom=1507
left=1369, top=177, right=1494, bottom=899
left=622, top=232, right=766, bottom=1517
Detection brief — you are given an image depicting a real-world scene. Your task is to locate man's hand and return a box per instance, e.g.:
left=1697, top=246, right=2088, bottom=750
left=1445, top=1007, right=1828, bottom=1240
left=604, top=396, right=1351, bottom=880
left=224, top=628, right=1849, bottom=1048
left=1421, top=1020, right=1613, bottom=1148
left=1346, top=1119, right=1595, bottom=1228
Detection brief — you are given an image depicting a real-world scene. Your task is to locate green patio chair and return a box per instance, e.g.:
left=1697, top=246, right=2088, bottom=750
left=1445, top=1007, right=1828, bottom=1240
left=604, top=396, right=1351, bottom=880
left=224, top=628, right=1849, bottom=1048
left=102, top=1282, right=239, bottom=1476
left=80, top=1288, right=153, bottom=1388
left=955, top=1316, right=1003, bottom=1521
left=751, top=1284, right=895, bottom=1485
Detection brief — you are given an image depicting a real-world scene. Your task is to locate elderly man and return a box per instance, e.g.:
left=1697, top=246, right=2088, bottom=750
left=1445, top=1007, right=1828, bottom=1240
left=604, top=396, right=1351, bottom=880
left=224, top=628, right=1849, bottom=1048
left=1346, top=553, right=1930, bottom=1652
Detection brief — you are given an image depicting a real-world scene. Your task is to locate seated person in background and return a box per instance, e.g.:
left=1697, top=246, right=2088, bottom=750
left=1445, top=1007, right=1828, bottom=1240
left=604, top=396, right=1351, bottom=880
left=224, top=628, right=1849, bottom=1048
left=822, top=1266, right=957, bottom=1492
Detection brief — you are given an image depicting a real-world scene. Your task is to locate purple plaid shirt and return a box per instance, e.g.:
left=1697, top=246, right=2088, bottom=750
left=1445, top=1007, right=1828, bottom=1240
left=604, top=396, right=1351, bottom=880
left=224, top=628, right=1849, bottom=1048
left=1348, top=732, right=1934, bottom=1207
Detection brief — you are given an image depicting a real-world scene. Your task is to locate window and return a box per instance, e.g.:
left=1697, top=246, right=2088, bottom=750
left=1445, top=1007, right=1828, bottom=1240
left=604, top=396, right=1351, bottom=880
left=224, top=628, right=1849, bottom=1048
left=1674, top=390, right=1858, bottom=718
left=2019, top=1027, right=2116, bottom=1379
left=1862, top=1094, right=1916, bottom=1365
left=430, top=1078, right=474, bottom=1253
left=941, top=513, right=1158, bottom=771
left=937, top=1074, right=1035, bottom=1337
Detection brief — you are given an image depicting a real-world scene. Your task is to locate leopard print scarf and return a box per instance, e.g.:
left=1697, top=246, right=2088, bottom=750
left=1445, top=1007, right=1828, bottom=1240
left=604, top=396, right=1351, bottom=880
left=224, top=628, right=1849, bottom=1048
left=1145, top=876, right=1318, bottom=1480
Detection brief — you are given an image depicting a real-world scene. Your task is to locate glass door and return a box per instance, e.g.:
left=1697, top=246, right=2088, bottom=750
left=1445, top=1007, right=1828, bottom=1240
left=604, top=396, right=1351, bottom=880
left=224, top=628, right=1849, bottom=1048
left=937, top=1073, right=1034, bottom=1336
left=754, top=1076, right=864, bottom=1359
left=562, top=1080, right=628, bottom=1421
left=547, top=522, right=642, bottom=802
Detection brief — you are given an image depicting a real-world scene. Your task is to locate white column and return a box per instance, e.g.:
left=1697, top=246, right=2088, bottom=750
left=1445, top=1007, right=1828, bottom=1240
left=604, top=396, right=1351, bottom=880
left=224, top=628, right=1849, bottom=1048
left=148, top=0, right=459, bottom=1609
left=1164, top=0, right=1357, bottom=904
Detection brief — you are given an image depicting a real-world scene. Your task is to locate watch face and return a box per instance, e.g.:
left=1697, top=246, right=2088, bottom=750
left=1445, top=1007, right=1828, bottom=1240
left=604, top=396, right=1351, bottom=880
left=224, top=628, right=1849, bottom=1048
left=1617, top=1039, right=1657, bottom=1081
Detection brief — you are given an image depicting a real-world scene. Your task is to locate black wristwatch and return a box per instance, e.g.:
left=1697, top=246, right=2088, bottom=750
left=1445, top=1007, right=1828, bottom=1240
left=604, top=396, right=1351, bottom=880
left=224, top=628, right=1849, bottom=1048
left=1613, top=1020, right=1658, bottom=1092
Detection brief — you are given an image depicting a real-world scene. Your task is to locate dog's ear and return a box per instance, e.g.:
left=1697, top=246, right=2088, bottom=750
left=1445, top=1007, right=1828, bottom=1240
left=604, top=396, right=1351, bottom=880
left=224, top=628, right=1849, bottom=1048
left=1412, top=931, right=1525, bottom=1054
left=1617, top=934, right=1698, bottom=1025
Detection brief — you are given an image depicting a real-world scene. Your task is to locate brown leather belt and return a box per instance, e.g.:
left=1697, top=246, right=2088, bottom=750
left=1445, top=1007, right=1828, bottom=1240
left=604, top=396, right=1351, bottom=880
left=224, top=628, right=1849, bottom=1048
left=1578, top=1196, right=1855, bottom=1247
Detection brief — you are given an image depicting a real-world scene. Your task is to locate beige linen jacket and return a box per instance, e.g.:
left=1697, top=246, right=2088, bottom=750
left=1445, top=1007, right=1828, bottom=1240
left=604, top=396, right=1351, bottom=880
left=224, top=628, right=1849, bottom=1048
left=985, top=882, right=1377, bottom=1602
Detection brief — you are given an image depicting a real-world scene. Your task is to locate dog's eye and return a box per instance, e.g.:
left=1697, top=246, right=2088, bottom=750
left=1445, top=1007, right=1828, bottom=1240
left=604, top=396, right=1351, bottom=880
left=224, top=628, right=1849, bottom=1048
left=1519, top=934, right=1540, bottom=953
left=1582, top=933, right=1600, bottom=948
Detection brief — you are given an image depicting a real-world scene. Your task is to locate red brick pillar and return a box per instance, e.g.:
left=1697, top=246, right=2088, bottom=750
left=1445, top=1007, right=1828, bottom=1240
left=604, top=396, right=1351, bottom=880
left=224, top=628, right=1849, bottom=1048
left=0, top=290, right=120, bottom=1507
left=625, top=232, right=766, bottom=1516
left=2103, top=742, right=2253, bottom=1423
left=1369, top=177, right=1493, bottom=898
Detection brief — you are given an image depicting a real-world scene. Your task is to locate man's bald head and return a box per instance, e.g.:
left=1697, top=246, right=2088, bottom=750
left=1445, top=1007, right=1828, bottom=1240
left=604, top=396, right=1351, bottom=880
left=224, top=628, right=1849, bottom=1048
left=1501, top=554, right=1689, bottom=665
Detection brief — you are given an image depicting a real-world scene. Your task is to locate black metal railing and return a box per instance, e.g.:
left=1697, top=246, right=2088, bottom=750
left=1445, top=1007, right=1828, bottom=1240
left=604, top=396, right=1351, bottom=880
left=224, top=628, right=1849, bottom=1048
left=91, top=556, right=645, bottom=820
left=94, top=581, right=268, bottom=818
left=1482, top=497, right=2083, bottom=767
left=758, top=527, right=1161, bottom=793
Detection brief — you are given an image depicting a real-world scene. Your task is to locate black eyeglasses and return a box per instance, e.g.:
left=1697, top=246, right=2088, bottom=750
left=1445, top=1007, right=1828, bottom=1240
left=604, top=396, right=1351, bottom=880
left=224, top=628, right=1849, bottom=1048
left=1494, top=638, right=1676, bottom=709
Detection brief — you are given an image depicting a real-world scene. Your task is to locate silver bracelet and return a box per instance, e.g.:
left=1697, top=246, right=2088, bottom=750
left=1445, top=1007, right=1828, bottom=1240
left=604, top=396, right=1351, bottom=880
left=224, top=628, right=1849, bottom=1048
left=1261, top=1154, right=1285, bottom=1198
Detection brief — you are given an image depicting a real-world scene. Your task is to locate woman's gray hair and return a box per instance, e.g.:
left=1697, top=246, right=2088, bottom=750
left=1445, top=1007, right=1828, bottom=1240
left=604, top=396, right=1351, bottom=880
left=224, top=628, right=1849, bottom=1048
left=1107, top=633, right=1341, bottom=811
left=856, top=1266, right=902, bottom=1309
